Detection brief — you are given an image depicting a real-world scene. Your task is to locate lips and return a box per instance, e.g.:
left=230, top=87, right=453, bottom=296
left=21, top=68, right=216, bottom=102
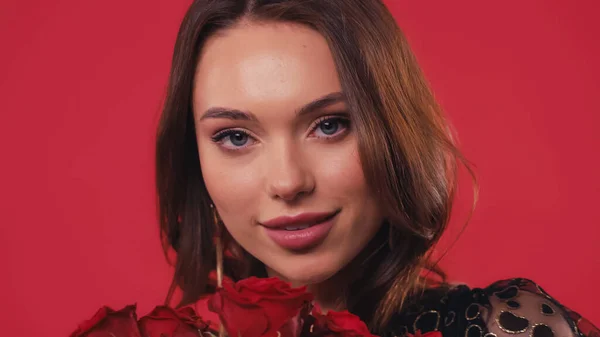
left=260, top=210, right=340, bottom=251
left=261, top=211, right=337, bottom=229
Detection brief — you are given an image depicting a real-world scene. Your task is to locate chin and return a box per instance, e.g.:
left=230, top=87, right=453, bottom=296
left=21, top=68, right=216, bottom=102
left=288, top=271, right=333, bottom=287
left=266, top=256, right=340, bottom=287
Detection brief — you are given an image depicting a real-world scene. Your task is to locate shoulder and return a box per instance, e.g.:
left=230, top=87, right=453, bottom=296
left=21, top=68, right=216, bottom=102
left=384, top=278, right=598, bottom=337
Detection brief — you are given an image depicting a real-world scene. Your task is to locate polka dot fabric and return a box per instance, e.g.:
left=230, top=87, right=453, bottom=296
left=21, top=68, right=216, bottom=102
left=383, top=278, right=598, bottom=337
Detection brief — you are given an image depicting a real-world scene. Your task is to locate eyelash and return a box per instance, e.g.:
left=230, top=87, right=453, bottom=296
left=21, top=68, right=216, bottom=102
left=308, top=115, right=351, bottom=139
left=211, top=129, right=253, bottom=148
left=211, top=115, right=351, bottom=151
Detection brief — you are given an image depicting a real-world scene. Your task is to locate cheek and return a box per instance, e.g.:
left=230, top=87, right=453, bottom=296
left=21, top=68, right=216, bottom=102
left=197, top=142, right=261, bottom=219
left=313, top=139, right=381, bottom=235
left=312, top=139, right=366, bottom=197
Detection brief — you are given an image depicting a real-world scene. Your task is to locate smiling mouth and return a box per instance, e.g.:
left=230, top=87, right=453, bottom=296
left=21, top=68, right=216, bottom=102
left=280, top=212, right=338, bottom=231
left=260, top=209, right=340, bottom=251
left=260, top=209, right=340, bottom=230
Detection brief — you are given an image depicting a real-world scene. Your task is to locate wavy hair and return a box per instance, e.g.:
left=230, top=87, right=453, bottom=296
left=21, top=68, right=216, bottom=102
left=155, top=0, right=474, bottom=332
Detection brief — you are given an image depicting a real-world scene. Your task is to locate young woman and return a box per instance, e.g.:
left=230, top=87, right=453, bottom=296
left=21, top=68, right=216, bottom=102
left=74, top=0, right=598, bottom=336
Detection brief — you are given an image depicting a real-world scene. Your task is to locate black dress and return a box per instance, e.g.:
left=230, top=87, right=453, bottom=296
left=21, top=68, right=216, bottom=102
left=384, top=278, right=598, bottom=337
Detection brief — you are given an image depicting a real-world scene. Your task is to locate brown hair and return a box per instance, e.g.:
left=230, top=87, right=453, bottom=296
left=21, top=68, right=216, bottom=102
left=156, top=0, right=472, bottom=332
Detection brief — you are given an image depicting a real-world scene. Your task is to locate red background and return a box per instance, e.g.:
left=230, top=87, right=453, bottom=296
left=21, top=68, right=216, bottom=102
left=1, top=1, right=598, bottom=336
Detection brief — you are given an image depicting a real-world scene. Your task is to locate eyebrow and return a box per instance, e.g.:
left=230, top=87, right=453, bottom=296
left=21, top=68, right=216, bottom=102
left=198, top=92, right=345, bottom=122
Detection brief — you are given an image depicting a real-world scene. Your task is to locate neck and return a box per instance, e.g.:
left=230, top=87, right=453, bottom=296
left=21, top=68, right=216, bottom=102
left=265, top=263, right=358, bottom=313
left=306, top=273, right=348, bottom=312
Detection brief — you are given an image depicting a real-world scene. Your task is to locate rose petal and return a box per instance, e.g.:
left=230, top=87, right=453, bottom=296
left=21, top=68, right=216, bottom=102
left=139, top=306, right=211, bottom=337
left=208, top=277, right=313, bottom=337
left=312, top=308, right=378, bottom=337
left=69, top=305, right=142, bottom=337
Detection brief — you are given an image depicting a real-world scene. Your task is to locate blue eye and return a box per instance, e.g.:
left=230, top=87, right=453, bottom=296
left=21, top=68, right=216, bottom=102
left=319, top=119, right=339, bottom=135
left=311, top=116, right=350, bottom=138
left=228, top=131, right=249, bottom=146
left=211, top=129, right=254, bottom=149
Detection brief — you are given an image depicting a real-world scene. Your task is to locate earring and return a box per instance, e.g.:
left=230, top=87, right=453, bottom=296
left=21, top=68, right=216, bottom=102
left=211, top=204, right=226, bottom=337
left=211, top=204, right=224, bottom=289
left=388, top=222, right=395, bottom=249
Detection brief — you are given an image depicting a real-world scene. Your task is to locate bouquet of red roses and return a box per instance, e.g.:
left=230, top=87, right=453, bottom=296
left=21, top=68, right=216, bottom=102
left=70, top=277, right=378, bottom=337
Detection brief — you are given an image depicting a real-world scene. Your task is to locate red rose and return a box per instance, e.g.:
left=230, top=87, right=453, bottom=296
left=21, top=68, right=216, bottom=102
left=139, top=306, right=212, bottom=337
left=70, top=304, right=214, bottom=337
left=69, top=305, right=142, bottom=337
left=407, top=331, right=442, bottom=337
left=312, top=308, right=377, bottom=337
left=208, top=277, right=314, bottom=337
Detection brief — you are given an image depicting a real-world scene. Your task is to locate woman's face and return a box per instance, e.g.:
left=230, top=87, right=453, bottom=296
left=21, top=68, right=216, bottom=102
left=193, top=22, right=383, bottom=286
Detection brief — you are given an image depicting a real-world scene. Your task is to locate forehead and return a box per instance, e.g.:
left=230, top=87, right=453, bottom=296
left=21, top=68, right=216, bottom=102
left=193, top=21, right=342, bottom=113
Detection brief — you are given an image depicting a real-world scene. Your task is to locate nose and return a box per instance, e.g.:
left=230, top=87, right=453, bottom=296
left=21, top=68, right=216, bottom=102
left=265, top=143, right=315, bottom=202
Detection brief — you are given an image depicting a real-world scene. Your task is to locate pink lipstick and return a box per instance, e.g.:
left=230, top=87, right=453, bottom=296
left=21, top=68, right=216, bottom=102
left=260, top=210, right=339, bottom=251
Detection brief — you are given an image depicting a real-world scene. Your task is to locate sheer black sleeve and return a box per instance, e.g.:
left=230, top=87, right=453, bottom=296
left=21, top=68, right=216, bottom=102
left=384, top=278, right=598, bottom=337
